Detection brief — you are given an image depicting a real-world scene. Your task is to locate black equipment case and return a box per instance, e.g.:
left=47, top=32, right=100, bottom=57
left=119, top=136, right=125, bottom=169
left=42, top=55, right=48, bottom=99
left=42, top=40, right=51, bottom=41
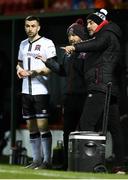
left=68, top=82, right=112, bottom=172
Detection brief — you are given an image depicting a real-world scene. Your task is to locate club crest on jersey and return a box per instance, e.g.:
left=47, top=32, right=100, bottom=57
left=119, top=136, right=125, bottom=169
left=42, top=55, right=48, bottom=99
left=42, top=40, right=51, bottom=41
left=35, top=45, right=41, bottom=51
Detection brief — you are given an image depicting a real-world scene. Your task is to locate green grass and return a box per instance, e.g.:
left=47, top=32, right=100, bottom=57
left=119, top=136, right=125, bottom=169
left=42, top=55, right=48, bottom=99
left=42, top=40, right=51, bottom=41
left=0, top=164, right=128, bottom=179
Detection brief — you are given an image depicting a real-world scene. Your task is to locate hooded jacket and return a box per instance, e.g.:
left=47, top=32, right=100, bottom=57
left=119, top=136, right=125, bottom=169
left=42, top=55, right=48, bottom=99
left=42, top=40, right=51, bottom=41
left=74, top=21, right=122, bottom=96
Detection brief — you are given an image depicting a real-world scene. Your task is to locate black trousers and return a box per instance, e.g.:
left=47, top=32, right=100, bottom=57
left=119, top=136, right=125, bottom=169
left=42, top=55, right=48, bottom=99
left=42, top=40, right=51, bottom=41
left=79, top=91, right=125, bottom=166
left=63, top=94, right=86, bottom=170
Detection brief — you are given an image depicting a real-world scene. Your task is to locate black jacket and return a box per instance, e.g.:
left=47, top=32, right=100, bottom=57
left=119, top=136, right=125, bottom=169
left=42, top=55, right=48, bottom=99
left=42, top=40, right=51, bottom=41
left=74, top=22, right=122, bottom=96
left=45, top=49, right=86, bottom=95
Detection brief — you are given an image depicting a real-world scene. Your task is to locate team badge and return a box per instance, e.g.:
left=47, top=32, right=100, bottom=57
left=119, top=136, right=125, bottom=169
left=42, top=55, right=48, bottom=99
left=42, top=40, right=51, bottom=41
left=35, top=45, right=41, bottom=51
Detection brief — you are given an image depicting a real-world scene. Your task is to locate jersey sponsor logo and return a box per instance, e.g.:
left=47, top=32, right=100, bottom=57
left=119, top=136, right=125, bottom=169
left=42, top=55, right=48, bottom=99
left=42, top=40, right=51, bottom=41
left=27, top=52, right=39, bottom=58
left=27, top=52, right=40, bottom=58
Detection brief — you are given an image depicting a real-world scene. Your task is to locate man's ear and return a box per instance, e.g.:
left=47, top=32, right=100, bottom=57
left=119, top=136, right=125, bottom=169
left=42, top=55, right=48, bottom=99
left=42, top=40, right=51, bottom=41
left=38, top=25, right=41, bottom=32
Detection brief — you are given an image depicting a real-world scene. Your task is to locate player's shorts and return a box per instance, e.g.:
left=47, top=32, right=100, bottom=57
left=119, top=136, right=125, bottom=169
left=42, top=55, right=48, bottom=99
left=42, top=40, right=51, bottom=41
left=22, top=94, right=50, bottom=120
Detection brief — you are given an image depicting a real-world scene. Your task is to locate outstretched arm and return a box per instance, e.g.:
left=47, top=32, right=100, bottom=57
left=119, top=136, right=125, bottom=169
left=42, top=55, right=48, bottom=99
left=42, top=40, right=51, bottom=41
left=62, top=32, right=109, bottom=54
left=28, top=67, right=51, bottom=78
left=36, top=55, right=66, bottom=76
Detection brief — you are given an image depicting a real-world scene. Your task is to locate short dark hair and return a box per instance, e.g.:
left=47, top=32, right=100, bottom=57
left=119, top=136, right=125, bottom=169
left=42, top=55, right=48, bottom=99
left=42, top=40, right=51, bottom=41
left=25, top=15, right=40, bottom=25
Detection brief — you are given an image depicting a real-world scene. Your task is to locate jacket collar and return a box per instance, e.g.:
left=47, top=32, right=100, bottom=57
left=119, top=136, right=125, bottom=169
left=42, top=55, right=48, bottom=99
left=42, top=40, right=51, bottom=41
left=95, top=20, right=109, bottom=33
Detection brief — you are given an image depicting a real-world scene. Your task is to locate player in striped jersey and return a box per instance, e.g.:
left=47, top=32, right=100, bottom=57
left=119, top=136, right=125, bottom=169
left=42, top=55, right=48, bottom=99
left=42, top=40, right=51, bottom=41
left=16, top=15, right=57, bottom=169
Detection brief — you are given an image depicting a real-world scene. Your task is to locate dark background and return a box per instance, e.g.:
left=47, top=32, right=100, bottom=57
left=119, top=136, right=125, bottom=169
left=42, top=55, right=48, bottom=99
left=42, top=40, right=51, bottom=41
left=0, top=9, right=128, bottom=136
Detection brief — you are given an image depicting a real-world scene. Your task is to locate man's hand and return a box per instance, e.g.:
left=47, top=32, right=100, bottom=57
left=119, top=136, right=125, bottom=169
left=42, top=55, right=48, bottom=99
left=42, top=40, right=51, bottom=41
left=17, top=68, right=30, bottom=79
left=35, top=54, right=47, bottom=62
left=61, top=45, right=75, bottom=54
left=27, top=70, right=38, bottom=78
left=16, top=64, right=30, bottom=79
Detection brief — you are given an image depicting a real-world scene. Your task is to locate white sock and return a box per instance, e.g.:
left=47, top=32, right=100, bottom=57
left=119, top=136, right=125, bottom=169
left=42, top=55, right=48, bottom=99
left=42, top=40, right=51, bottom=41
left=30, top=132, right=42, bottom=162
left=41, top=131, right=52, bottom=163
